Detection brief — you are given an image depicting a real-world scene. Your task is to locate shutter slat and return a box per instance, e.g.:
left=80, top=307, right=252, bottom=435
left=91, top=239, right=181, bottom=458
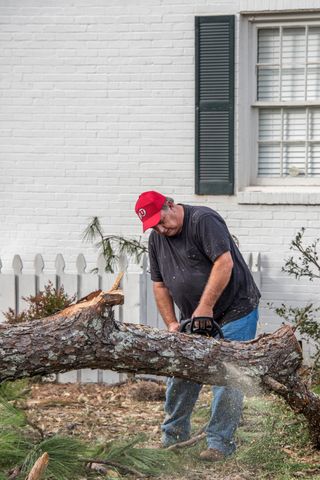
left=195, top=16, right=234, bottom=195
left=199, top=110, right=230, bottom=181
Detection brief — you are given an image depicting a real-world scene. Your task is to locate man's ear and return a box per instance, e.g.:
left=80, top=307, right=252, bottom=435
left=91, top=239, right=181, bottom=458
left=167, top=200, right=174, bottom=210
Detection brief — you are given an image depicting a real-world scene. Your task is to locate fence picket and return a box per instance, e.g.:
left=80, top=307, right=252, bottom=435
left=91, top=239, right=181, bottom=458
left=144, top=256, right=163, bottom=329
left=18, top=270, right=36, bottom=316
left=139, top=255, right=148, bottom=325
left=0, top=257, right=15, bottom=322
left=76, top=255, right=102, bottom=383
left=33, top=254, right=55, bottom=293
left=55, top=254, right=79, bottom=384
left=251, top=253, right=261, bottom=289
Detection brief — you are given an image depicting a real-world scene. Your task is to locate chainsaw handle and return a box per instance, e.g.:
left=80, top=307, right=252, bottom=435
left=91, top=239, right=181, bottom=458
left=179, top=319, right=192, bottom=333
left=179, top=316, right=224, bottom=339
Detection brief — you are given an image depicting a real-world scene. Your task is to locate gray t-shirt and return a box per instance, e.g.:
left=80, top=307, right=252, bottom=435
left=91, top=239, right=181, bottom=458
left=149, top=204, right=260, bottom=325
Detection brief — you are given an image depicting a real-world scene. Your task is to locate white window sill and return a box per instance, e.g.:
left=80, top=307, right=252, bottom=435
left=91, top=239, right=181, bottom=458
left=237, top=186, right=320, bottom=205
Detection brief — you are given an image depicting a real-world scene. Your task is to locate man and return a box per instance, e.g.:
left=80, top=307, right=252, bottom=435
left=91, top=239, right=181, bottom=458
left=134, top=190, right=260, bottom=462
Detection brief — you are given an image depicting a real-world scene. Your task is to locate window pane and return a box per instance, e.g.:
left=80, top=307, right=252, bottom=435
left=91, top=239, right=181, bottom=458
left=309, top=108, right=320, bottom=140
left=308, top=143, right=320, bottom=176
left=259, top=109, right=281, bottom=140
left=258, top=67, right=279, bottom=100
left=307, top=66, right=320, bottom=100
left=308, top=26, right=320, bottom=62
left=256, top=25, right=320, bottom=180
left=281, top=68, right=305, bottom=100
left=283, top=143, right=306, bottom=176
left=258, top=144, right=281, bottom=176
left=282, top=27, right=305, bottom=65
left=283, top=109, right=306, bottom=141
left=258, top=28, right=280, bottom=63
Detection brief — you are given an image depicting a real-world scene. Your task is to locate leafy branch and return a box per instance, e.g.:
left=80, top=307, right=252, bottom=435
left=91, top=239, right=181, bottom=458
left=282, top=227, right=320, bottom=281
left=82, top=217, right=148, bottom=273
left=275, top=228, right=320, bottom=368
left=274, top=303, right=320, bottom=366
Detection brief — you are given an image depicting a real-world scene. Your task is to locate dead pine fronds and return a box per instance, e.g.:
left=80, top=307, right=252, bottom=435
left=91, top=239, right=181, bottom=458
left=128, top=380, right=166, bottom=401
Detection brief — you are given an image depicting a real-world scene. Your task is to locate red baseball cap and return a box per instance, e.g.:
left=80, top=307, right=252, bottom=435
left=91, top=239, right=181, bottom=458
left=135, top=191, right=166, bottom=232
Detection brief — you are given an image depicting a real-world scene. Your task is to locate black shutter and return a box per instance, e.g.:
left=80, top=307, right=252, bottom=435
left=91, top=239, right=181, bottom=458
left=195, top=16, right=235, bottom=195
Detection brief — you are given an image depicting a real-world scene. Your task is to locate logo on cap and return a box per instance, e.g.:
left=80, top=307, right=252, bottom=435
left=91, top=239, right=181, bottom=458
left=138, top=208, right=147, bottom=220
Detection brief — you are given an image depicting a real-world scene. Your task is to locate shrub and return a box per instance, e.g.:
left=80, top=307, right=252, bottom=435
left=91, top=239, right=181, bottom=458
left=4, top=281, right=75, bottom=324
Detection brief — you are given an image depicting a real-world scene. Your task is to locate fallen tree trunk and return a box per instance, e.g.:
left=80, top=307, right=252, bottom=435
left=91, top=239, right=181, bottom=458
left=0, top=290, right=320, bottom=446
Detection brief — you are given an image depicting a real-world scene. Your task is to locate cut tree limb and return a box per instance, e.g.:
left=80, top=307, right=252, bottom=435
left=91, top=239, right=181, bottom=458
left=0, top=289, right=320, bottom=447
left=26, top=452, right=49, bottom=480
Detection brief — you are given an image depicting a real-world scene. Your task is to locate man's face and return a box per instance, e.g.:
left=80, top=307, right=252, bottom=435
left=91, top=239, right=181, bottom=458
left=152, top=206, right=183, bottom=237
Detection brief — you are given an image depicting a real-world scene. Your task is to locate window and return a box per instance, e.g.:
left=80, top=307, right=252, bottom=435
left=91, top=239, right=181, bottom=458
left=253, top=23, right=320, bottom=185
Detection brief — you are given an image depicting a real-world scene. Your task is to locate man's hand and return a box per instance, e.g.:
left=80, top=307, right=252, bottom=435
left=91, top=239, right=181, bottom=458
left=192, top=304, right=213, bottom=319
left=192, top=302, right=214, bottom=334
left=168, top=322, right=180, bottom=333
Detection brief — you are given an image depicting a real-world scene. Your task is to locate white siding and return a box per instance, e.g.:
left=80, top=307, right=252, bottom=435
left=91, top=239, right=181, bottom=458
left=0, top=0, right=319, bottom=345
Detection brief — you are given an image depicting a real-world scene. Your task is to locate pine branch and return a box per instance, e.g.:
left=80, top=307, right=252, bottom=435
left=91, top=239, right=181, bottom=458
left=85, top=458, right=146, bottom=477
left=82, top=216, right=104, bottom=244
left=83, top=217, right=148, bottom=273
left=282, top=228, right=320, bottom=280
left=88, top=435, right=179, bottom=476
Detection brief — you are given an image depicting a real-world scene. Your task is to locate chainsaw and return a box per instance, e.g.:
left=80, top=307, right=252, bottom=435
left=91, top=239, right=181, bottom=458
left=179, top=316, right=224, bottom=339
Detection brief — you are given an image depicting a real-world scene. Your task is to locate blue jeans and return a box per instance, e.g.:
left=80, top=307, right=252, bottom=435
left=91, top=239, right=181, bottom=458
left=161, top=308, right=259, bottom=455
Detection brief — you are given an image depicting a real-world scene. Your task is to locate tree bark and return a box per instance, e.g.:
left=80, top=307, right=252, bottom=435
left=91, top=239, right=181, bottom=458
left=1, top=290, right=320, bottom=447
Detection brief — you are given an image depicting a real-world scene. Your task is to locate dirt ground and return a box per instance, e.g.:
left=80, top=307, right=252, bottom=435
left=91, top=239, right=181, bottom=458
left=28, top=380, right=166, bottom=446
left=26, top=379, right=257, bottom=480
left=25, top=380, right=320, bottom=480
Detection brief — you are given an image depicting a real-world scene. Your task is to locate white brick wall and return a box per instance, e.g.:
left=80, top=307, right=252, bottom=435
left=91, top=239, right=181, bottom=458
left=0, top=0, right=319, bottom=345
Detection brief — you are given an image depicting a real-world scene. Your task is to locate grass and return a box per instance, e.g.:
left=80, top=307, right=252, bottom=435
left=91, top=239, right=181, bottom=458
left=171, top=392, right=320, bottom=480
left=236, top=396, right=313, bottom=479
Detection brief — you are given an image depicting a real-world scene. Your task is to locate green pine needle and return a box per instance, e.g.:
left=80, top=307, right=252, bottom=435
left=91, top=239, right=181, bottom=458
left=0, top=395, right=27, bottom=428
left=0, top=379, right=30, bottom=401
left=82, top=216, right=104, bottom=244
left=89, top=435, right=179, bottom=476
left=22, top=436, right=88, bottom=480
left=83, top=217, right=148, bottom=273
left=0, top=429, right=30, bottom=469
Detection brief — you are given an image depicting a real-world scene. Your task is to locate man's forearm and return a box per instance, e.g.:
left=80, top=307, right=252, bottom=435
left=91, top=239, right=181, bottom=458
left=152, top=282, right=179, bottom=331
left=195, top=251, right=234, bottom=317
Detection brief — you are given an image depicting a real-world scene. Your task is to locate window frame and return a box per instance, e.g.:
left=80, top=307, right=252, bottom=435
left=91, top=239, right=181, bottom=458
left=244, top=15, right=320, bottom=187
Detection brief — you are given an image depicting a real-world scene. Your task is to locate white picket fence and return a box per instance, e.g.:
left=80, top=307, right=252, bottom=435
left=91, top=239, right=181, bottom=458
left=0, top=252, right=261, bottom=383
